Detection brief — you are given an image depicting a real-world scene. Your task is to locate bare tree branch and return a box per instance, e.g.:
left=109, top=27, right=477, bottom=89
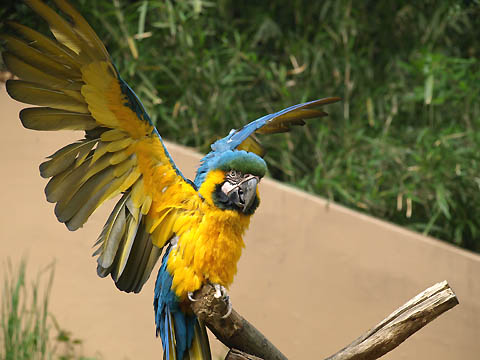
left=225, top=349, right=264, bottom=360
left=324, top=280, right=459, bottom=360
left=191, top=281, right=458, bottom=360
left=190, top=284, right=286, bottom=360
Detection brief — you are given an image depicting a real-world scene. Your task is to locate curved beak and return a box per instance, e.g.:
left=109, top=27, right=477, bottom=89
left=228, top=176, right=259, bottom=213
left=238, top=177, right=259, bottom=213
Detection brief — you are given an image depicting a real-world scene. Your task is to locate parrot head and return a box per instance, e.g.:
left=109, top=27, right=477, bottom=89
left=198, top=150, right=267, bottom=215
left=218, top=170, right=260, bottom=214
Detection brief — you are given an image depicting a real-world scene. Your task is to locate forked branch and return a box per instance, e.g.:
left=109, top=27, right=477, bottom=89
left=190, top=281, right=458, bottom=360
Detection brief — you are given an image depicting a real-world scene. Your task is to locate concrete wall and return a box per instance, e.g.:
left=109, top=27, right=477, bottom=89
left=1, top=85, right=479, bottom=359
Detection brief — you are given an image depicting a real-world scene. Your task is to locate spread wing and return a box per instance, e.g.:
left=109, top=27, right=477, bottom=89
left=3, top=0, right=199, bottom=292
left=223, top=97, right=341, bottom=156
left=194, top=97, right=341, bottom=186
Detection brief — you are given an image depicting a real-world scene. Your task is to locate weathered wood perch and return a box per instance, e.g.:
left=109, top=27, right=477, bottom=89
left=190, top=281, right=458, bottom=360
left=190, top=284, right=287, bottom=360
left=325, top=280, right=458, bottom=360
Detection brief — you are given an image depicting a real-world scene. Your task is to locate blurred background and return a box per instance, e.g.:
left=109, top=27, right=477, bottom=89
left=2, top=0, right=479, bottom=252
left=1, top=1, right=480, bottom=359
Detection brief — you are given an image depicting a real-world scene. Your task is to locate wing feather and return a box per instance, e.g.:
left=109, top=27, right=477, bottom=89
left=55, top=165, right=116, bottom=222
left=5, top=0, right=200, bottom=293
left=65, top=167, right=134, bottom=231
left=20, top=108, right=97, bottom=131
left=6, top=80, right=89, bottom=113
left=119, top=225, right=150, bottom=288
left=0, top=34, right=81, bottom=79
left=52, top=0, right=109, bottom=61
left=112, top=211, right=141, bottom=280
left=135, top=242, right=162, bottom=292
left=40, top=139, right=97, bottom=178
left=95, top=193, right=129, bottom=268
left=25, top=0, right=93, bottom=59
left=236, top=135, right=266, bottom=157
left=222, top=97, right=341, bottom=156
left=113, top=221, right=160, bottom=292
left=7, top=21, right=83, bottom=69
left=47, top=152, right=112, bottom=204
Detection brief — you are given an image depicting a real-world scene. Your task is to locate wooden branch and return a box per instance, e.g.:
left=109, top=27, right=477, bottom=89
left=190, top=284, right=286, bottom=360
left=325, top=280, right=459, bottom=360
left=225, top=349, right=264, bottom=360
left=191, top=281, right=458, bottom=360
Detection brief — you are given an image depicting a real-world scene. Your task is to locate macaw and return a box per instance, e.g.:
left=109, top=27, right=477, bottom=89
left=2, top=0, right=340, bottom=359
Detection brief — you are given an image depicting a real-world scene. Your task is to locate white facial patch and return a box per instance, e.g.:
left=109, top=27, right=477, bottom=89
left=221, top=181, right=236, bottom=195
left=222, top=172, right=260, bottom=196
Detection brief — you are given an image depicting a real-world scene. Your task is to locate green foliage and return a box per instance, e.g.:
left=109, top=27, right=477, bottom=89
left=1, top=0, right=479, bottom=251
left=0, top=260, right=99, bottom=360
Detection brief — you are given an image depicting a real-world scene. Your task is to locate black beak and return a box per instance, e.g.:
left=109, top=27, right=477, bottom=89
left=230, top=177, right=259, bottom=213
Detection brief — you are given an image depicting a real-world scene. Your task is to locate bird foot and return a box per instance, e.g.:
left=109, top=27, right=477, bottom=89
left=213, top=284, right=232, bottom=318
left=188, top=291, right=197, bottom=302
left=213, top=284, right=227, bottom=298
left=221, top=300, right=233, bottom=319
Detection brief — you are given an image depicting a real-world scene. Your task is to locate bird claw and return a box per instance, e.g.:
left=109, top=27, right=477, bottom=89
left=213, top=284, right=227, bottom=299
left=213, top=284, right=232, bottom=318
left=188, top=291, right=197, bottom=302
left=221, top=300, right=233, bottom=319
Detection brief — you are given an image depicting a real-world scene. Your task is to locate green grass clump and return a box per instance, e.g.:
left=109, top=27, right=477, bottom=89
left=1, top=0, right=479, bottom=251
left=0, top=260, right=98, bottom=360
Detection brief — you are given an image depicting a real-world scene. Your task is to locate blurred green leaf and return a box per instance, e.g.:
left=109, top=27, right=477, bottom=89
left=2, top=0, right=480, bottom=252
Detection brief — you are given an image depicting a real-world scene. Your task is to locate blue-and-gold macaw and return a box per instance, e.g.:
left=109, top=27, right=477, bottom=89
left=3, top=1, right=339, bottom=359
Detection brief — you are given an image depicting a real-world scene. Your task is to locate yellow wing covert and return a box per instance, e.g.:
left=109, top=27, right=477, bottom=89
left=3, top=0, right=199, bottom=292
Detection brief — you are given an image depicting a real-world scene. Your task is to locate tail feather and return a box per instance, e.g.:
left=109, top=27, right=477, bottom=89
left=155, top=247, right=211, bottom=360
left=162, top=312, right=176, bottom=360
left=161, top=307, right=210, bottom=360
left=188, top=320, right=212, bottom=360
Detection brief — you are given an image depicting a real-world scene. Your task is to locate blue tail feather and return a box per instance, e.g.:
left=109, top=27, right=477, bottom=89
left=154, top=246, right=197, bottom=360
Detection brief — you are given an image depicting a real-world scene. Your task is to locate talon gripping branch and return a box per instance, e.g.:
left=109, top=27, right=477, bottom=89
left=2, top=1, right=340, bottom=358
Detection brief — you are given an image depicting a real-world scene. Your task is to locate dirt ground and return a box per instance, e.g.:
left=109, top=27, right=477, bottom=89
left=1, top=84, right=479, bottom=359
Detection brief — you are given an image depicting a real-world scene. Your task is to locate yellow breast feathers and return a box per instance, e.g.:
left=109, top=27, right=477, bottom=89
left=165, top=169, right=254, bottom=299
